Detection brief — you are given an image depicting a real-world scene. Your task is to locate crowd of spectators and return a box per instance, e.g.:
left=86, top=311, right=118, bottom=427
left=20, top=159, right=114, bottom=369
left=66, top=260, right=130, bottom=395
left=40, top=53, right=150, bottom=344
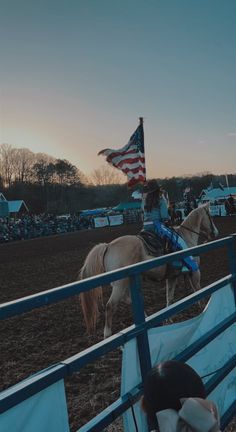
left=0, top=213, right=95, bottom=243
left=123, top=209, right=142, bottom=224
left=0, top=209, right=142, bottom=243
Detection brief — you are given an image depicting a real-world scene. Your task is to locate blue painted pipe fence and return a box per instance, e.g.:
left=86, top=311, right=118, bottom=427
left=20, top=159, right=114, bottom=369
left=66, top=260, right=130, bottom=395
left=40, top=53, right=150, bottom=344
left=1, top=234, right=236, bottom=431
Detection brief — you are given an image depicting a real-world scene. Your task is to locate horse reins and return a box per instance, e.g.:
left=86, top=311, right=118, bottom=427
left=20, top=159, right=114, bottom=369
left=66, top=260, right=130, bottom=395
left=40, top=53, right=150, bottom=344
left=179, top=224, right=200, bottom=236
left=180, top=208, right=215, bottom=240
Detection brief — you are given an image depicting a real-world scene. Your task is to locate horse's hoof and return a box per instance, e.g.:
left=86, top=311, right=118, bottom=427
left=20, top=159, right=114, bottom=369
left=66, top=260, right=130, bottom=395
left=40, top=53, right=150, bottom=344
left=104, top=328, right=112, bottom=339
left=163, top=318, right=174, bottom=325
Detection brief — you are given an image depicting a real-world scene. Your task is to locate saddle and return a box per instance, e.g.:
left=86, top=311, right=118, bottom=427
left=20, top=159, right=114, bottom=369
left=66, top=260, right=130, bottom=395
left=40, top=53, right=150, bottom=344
left=137, top=229, right=166, bottom=257
left=137, top=229, right=187, bottom=274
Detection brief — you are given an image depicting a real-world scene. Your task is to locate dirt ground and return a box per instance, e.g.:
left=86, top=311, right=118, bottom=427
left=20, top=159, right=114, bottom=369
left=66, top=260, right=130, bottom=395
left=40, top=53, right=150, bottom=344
left=1, top=216, right=236, bottom=431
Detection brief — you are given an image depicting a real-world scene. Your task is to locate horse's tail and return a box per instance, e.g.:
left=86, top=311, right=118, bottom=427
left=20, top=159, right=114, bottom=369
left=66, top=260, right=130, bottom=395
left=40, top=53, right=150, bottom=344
left=79, top=243, right=108, bottom=333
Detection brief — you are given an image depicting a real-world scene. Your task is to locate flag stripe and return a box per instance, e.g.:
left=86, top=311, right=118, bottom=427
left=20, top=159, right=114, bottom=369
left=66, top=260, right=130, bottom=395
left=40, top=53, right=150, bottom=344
left=128, top=175, right=146, bottom=188
left=111, top=154, right=144, bottom=166
left=106, top=146, right=144, bottom=160
left=98, top=141, right=134, bottom=157
left=117, top=157, right=145, bottom=168
left=122, top=166, right=146, bottom=175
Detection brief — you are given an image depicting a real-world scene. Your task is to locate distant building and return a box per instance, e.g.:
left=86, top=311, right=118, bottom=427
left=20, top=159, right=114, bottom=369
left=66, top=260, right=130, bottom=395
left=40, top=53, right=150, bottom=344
left=0, top=192, right=29, bottom=218
left=199, top=187, right=236, bottom=203
left=8, top=200, right=29, bottom=216
left=112, top=202, right=142, bottom=212
left=0, top=193, right=9, bottom=218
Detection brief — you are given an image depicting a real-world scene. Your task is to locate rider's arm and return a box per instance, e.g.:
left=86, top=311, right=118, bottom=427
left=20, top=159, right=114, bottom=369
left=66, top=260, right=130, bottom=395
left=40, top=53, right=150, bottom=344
left=159, top=197, right=170, bottom=221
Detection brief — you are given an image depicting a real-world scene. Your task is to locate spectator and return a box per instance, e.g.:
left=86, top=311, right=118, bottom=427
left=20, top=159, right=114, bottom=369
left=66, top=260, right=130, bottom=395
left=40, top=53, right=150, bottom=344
left=227, top=195, right=236, bottom=215
left=140, top=360, right=220, bottom=432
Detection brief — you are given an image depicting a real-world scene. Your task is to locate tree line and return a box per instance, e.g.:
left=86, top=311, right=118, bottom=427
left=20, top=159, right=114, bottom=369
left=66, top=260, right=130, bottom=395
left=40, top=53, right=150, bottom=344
left=0, top=143, right=235, bottom=214
left=0, top=143, right=129, bottom=213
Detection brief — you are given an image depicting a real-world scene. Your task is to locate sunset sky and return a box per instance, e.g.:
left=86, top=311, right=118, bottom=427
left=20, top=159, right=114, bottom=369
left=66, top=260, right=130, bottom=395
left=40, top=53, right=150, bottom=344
left=0, top=0, right=236, bottom=180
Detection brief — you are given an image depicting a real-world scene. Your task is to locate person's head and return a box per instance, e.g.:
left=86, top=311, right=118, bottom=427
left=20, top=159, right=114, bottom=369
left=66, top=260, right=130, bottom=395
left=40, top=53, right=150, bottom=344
left=141, top=360, right=206, bottom=428
left=143, top=179, right=160, bottom=194
left=143, top=179, right=161, bottom=212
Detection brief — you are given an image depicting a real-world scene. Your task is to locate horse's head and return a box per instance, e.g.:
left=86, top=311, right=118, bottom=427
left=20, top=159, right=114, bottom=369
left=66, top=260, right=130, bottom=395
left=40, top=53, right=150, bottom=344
left=199, top=202, right=219, bottom=240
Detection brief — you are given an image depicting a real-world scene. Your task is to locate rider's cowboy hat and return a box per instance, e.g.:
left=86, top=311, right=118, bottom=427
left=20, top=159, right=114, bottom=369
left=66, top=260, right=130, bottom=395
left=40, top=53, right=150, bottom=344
left=143, top=179, right=160, bottom=194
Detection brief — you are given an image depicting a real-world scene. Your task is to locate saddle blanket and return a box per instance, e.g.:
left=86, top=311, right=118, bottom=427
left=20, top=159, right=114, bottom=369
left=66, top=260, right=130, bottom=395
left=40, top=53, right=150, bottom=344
left=143, top=221, right=199, bottom=272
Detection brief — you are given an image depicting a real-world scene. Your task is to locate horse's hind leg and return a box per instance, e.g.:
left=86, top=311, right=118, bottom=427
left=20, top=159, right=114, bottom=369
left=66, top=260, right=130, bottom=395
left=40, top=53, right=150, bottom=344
left=188, top=270, right=201, bottom=293
left=104, top=279, right=128, bottom=339
left=166, top=277, right=178, bottom=307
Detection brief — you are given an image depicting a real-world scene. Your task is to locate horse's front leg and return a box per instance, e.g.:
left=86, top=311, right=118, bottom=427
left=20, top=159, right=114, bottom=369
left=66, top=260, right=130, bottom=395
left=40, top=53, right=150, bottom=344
left=188, top=269, right=203, bottom=310
left=104, top=299, right=114, bottom=339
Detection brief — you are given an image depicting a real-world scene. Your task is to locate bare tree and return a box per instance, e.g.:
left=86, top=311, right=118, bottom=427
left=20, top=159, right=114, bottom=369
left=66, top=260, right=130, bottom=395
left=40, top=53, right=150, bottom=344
left=14, top=148, right=35, bottom=183
left=0, top=143, right=18, bottom=187
left=34, top=152, right=56, bottom=164
left=89, top=164, right=126, bottom=186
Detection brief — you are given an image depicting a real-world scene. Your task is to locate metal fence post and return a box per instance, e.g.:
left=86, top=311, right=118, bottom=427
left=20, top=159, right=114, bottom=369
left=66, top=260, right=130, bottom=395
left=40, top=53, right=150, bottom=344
left=129, top=274, right=152, bottom=379
left=227, top=234, right=236, bottom=304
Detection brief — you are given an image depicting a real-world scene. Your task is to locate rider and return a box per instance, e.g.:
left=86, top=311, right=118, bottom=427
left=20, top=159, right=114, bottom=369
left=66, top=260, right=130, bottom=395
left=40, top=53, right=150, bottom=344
left=142, top=179, right=198, bottom=273
left=142, top=179, right=170, bottom=227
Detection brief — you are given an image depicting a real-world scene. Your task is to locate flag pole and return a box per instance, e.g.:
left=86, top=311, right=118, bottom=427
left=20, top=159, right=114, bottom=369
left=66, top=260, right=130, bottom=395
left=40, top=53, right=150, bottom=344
left=225, top=173, right=229, bottom=191
left=139, top=116, right=145, bottom=179
left=138, top=117, right=146, bottom=222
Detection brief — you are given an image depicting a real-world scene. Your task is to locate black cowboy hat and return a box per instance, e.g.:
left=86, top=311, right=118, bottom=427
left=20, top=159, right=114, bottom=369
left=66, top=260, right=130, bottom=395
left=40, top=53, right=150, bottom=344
left=143, top=179, right=160, bottom=194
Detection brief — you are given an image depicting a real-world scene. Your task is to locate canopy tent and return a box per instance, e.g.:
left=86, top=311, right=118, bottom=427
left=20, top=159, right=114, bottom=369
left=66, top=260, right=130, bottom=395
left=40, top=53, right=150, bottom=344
left=200, top=187, right=236, bottom=203
left=8, top=200, right=29, bottom=214
left=80, top=208, right=108, bottom=216
left=112, top=202, right=142, bottom=212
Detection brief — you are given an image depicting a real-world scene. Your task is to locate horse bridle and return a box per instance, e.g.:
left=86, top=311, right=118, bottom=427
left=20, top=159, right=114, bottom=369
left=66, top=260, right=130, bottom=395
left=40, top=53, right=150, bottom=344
left=180, top=208, right=215, bottom=240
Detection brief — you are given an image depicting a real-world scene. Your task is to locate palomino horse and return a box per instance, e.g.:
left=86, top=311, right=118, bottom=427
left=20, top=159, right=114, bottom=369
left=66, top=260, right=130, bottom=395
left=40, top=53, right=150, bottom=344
left=79, top=203, right=218, bottom=338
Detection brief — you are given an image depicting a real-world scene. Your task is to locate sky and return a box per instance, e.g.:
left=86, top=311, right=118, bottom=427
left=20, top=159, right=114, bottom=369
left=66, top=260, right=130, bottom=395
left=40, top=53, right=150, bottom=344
left=0, top=0, right=236, bottom=180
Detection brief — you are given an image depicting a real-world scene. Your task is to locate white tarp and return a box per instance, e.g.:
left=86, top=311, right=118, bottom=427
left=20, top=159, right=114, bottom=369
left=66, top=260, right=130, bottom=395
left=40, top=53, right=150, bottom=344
left=210, top=205, right=226, bottom=216
left=0, top=379, right=69, bottom=432
left=93, top=216, right=109, bottom=228
left=108, top=214, right=124, bottom=226
left=121, top=283, right=236, bottom=431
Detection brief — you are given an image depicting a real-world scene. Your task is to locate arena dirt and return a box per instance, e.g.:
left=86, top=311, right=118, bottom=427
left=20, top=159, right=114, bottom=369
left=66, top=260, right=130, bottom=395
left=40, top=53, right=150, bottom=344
left=0, top=216, right=236, bottom=431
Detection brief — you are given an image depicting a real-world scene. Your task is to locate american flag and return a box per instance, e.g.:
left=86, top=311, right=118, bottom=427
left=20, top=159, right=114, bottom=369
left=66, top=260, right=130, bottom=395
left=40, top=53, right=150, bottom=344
left=98, top=122, right=146, bottom=188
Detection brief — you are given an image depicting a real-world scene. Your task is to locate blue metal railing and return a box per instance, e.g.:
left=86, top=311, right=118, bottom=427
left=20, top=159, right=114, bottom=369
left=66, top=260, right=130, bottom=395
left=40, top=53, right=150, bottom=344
left=1, top=234, right=236, bottom=431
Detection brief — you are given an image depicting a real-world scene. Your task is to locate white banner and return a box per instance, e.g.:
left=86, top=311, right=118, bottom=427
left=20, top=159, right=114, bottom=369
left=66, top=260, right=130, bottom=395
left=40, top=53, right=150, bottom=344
left=94, top=216, right=109, bottom=228
left=108, top=214, right=124, bottom=226
left=210, top=205, right=226, bottom=216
